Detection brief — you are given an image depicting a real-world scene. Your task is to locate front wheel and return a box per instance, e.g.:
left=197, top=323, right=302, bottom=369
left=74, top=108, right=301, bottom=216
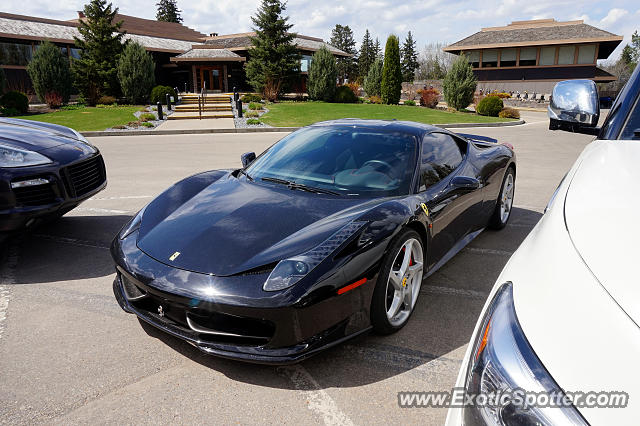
left=488, top=167, right=515, bottom=230
left=371, top=229, right=424, bottom=335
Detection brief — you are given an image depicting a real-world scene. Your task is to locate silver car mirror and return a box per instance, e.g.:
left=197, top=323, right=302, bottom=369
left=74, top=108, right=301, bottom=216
left=548, top=79, right=600, bottom=135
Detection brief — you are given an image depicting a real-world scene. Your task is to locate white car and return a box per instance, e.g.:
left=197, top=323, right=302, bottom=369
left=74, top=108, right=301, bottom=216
left=447, top=75, right=640, bottom=426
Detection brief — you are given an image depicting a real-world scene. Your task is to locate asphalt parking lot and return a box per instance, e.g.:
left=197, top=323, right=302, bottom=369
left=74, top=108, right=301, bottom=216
left=0, top=111, right=595, bottom=425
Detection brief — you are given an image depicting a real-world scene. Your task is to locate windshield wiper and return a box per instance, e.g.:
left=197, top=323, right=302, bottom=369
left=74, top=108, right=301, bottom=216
left=261, top=177, right=340, bottom=196
left=237, top=169, right=254, bottom=181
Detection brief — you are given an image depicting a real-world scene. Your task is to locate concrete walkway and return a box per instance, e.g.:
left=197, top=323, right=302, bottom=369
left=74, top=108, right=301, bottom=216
left=155, top=117, right=235, bottom=131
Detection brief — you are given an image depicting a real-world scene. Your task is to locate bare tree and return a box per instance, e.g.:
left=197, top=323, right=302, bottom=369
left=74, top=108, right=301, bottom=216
left=415, top=42, right=455, bottom=80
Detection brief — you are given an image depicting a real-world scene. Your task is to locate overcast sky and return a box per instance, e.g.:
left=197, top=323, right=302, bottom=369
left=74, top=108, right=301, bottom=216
left=3, top=0, right=639, bottom=59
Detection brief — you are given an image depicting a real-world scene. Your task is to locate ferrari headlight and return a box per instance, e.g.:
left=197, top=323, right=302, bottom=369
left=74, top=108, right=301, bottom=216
left=263, top=221, right=366, bottom=291
left=119, top=205, right=146, bottom=240
left=463, top=282, right=587, bottom=425
left=0, top=144, right=52, bottom=168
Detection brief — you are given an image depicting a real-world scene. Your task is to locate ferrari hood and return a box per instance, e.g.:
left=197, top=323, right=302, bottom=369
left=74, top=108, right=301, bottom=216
left=564, top=139, right=640, bottom=326
left=0, top=118, right=83, bottom=152
left=136, top=174, right=373, bottom=276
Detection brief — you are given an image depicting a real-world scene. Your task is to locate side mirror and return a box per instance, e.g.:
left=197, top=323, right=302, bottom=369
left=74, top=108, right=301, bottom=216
left=241, top=152, right=256, bottom=168
left=450, top=176, right=480, bottom=191
left=548, top=79, right=600, bottom=135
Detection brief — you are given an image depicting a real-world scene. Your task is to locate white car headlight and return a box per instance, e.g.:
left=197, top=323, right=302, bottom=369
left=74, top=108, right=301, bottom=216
left=463, top=282, right=587, bottom=425
left=263, top=221, right=366, bottom=292
left=0, top=144, right=52, bottom=168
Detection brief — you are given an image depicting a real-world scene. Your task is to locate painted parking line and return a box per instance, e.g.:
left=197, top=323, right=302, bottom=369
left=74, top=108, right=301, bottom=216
left=74, top=207, right=132, bottom=215
left=463, top=247, right=513, bottom=256
left=421, top=285, right=488, bottom=300
left=88, top=195, right=154, bottom=201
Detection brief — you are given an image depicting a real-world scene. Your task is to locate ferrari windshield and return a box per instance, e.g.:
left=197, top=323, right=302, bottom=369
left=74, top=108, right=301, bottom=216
left=245, top=126, right=417, bottom=196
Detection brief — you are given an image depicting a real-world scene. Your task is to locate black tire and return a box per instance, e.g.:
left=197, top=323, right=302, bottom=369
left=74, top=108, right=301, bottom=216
left=371, top=228, right=423, bottom=335
left=488, top=167, right=515, bottom=230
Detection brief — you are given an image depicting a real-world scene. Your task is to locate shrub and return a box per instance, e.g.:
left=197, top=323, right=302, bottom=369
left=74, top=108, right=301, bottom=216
left=364, top=58, right=383, bottom=97
left=241, top=93, right=262, bottom=103
left=139, top=113, right=156, bottom=122
left=118, top=42, right=156, bottom=104
left=248, top=102, right=262, bottom=110
left=97, top=95, right=117, bottom=105
left=419, top=88, right=440, bottom=108
left=307, top=46, right=338, bottom=102
left=403, top=100, right=416, bottom=106
left=499, top=107, right=520, bottom=119
left=476, top=96, right=504, bottom=116
left=443, top=54, right=477, bottom=110
left=368, top=95, right=382, bottom=104
left=334, top=85, right=358, bottom=103
left=150, top=85, right=176, bottom=104
left=346, top=82, right=360, bottom=97
left=44, top=92, right=64, bottom=109
left=141, top=121, right=154, bottom=127
left=244, top=110, right=259, bottom=118
left=27, top=41, right=73, bottom=107
left=1, top=107, right=20, bottom=117
left=246, top=118, right=261, bottom=125
left=381, top=35, right=402, bottom=104
left=0, top=91, right=29, bottom=114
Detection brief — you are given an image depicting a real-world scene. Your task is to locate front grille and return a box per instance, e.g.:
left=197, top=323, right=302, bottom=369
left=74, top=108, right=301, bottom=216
left=63, top=155, right=106, bottom=197
left=13, top=183, right=57, bottom=206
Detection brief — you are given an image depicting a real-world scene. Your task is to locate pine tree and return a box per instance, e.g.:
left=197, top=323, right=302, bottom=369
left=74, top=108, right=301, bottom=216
left=363, top=57, right=383, bottom=97
left=245, top=0, right=300, bottom=101
left=358, top=29, right=374, bottom=81
left=72, top=0, right=126, bottom=105
left=307, top=46, right=337, bottom=102
left=621, top=45, right=633, bottom=66
left=374, top=38, right=382, bottom=59
left=380, top=35, right=402, bottom=104
left=330, top=24, right=357, bottom=84
left=631, top=31, right=640, bottom=64
left=118, top=42, right=155, bottom=104
left=401, top=31, right=418, bottom=82
left=156, top=0, right=183, bottom=23
left=442, top=54, right=477, bottom=111
left=27, top=41, right=73, bottom=106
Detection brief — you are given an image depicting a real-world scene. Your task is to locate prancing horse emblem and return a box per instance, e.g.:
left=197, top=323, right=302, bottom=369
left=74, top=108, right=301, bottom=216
left=169, top=251, right=181, bottom=261
left=158, top=305, right=165, bottom=317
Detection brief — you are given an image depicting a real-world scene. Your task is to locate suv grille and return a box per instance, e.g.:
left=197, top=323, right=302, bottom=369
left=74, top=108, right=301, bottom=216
left=63, top=156, right=106, bottom=197
left=13, top=184, right=57, bottom=206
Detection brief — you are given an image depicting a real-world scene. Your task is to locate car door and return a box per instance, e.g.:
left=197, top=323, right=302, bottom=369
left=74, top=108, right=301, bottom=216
left=418, top=132, right=481, bottom=269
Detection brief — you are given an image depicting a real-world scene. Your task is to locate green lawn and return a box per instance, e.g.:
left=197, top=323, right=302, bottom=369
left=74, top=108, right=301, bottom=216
left=260, top=102, right=514, bottom=127
left=13, top=106, right=141, bottom=131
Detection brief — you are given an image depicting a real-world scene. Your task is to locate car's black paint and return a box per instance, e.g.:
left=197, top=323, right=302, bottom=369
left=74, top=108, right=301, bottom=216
left=111, top=119, right=515, bottom=364
left=0, top=118, right=107, bottom=233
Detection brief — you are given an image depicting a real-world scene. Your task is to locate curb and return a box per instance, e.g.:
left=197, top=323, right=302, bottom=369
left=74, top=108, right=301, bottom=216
left=81, top=120, right=525, bottom=137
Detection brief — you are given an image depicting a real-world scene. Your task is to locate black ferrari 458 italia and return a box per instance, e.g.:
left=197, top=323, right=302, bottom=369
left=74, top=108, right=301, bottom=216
left=112, top=119, right=515, bottom=364
left=0, top=118, right=106, bottom=234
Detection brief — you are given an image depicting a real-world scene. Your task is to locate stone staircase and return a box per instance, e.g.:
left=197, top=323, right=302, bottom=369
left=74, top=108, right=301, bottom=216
left=168, top=94, right=234, bottom=120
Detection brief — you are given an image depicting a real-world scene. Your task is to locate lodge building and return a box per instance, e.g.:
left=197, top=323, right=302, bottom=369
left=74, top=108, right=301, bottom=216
left=0, top=11, right=349, bottom=97
left=444, top=19, right=623, bottom=93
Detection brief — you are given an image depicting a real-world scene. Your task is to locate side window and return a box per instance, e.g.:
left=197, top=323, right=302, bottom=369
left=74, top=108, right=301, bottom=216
left=419, top=132, right=464, bottom=191
left=621, top=96, right=640, bottom=140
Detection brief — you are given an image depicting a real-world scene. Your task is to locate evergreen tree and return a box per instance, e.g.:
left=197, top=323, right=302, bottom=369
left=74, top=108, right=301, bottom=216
left=307, top=46, right=337, bottom=102
left=117, top=42, right=155, bottom=104
left=329, top=24, right=357, bottom=83
left=363, top=57, right=383, bottom=97
left=27, top=41, right=73, bottom=106
left=442, top=54, right=477, bottom=111
left=621, top=45, right=633, bottom=66
left=156, top=0, right=183, bottom=23
left=401, top=31, right=418, bottom=82
left=72, top=0, right=126, bottom=105
left=245, top=0, right=300, bottom=101
left=358, top=29, right=374, bottom=81
left=630, top=31, right=640, bottom=64
left=380, top=35, right=402, bottom=104
left=374, top=38, right=381, bottom=58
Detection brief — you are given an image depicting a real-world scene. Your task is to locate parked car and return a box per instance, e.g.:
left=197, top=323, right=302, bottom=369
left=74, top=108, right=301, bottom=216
left=0, top=118, right=107, bottom=234
left=111, top=119, right=516, bottom=364
left=447, top=69, right=640, bottom=425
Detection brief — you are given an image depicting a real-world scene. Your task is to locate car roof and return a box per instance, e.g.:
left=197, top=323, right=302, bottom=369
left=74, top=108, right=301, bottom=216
left=308, top=118, right=439, bottom=138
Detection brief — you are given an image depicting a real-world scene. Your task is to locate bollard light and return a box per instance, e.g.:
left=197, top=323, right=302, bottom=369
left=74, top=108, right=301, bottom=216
left=157, top=102, right=163, bottom=120
left=166, top=93, right=172, bottom=110
left=237, top=99, right=243, bottom=118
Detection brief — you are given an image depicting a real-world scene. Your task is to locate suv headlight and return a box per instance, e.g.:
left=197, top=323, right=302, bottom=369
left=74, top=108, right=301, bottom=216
left=463, top=282, right=587, bottom=425
left=263, top=221, right=366, bottom=291
left=0, top=144, right=52, bottom=168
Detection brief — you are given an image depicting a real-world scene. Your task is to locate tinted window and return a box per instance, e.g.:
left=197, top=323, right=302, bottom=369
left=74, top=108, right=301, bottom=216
left=420, top=133, right=463, bottom=190
left=246, top=126, right=417, bottom=196
left=621, top=96, right=640, bottom=140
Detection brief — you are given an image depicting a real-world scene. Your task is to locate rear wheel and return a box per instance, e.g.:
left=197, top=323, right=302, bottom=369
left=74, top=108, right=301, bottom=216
left=488, top=167, right=515, bottom=230
left=371, top=229, right=424, bottom=334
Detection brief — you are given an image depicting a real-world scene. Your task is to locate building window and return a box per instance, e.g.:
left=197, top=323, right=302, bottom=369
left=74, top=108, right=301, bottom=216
left=0, top=42, right=33, bottom=66
left=70, top=48, right=82, bottom=59
left=300, top=55, right=312, bottom=72
left=481, top=50, right=498, bottom=68
left=466, top=51, right=480, bottom=68
left=519, top=47, right=537, bottom=66
left=577, top=45, right=596, bottom=64
left=540, top=47, right=556, bottom=65
left=500, top=48, right=517, bottom=67
left=557, top=45, right=575, bottom=65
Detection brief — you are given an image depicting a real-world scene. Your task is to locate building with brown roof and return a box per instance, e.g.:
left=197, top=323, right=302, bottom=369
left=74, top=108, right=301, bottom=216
left=0, top=11, right=348, bottom=96
left=444, top=19, right=623, bottom=93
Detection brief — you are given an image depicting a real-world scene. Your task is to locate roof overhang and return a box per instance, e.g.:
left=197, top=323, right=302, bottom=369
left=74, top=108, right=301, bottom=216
left=170, top=57, right=246, bottom=62
left=443, top=36, right=624, bottom=53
